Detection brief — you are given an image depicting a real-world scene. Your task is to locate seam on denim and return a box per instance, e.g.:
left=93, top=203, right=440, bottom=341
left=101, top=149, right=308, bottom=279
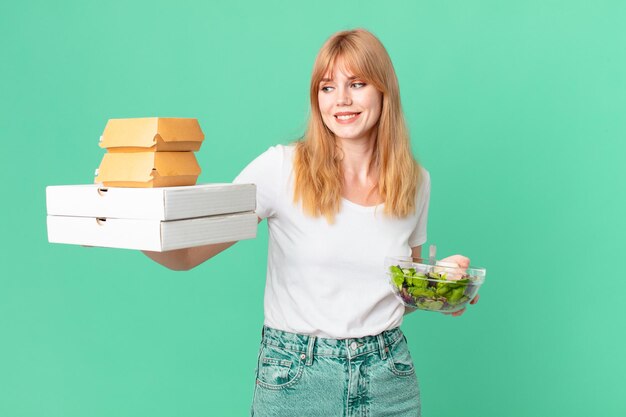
left=377, top=334, right=387, bottom=360
left=389, top=363, right=415, bottom=377
left=387, top=332, right=404, bottom=348
left=250, top=345, right=262, bottom=417
left=346, top=343, right=352, bottom=417
left=387, top=338, right=416, bottom=377
left=298, top=346, right=379, bottom=358
left=263, top=340, right=307, bottom=354
left=250, top=381, right=257, bottom=417
left=306, top=336, right=316, bottom=366
left=385, top=330, right=403, bottom=347
left=256, top=360, right=305, bottom=391
left=263, top=336, right=405, bottom=358
left=262, top=357, right=292, bottom=368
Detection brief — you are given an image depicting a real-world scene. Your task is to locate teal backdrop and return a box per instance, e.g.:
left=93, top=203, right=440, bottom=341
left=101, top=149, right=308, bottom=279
left=1, top=0, right=625, bottom=416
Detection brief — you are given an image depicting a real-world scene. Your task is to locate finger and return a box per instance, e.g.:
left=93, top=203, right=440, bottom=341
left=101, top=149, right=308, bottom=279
left=452, top=255, right=470, bottom=269
left=441, top=255, right=468, bottom=266
left=438, top=255, right=470, bottom=279
left=451, top=255, right=470, bottom=268
left=452, top=308, right=466, bottom=317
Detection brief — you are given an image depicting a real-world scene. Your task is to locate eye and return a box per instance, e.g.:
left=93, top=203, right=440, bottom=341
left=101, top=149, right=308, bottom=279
left=320, top=86, right=334, bottom=93
left=351, top=82, right=366, bottom=88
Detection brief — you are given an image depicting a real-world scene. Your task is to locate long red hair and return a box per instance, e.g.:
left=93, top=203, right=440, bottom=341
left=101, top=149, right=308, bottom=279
left=293, top=28, right=422, bottom=224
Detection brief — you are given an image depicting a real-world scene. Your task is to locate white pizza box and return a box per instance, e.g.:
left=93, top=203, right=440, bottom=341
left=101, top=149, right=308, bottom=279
left=46, top=183, right=256, bottom=220
left=47, top=211, right=258, bottom=252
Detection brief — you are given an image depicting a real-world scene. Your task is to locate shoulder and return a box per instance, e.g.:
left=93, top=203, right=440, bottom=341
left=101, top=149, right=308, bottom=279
left=233, top=144, right=291, bottom=184
left=258, top=143, right=296, bottom=163
left=241, top=143, right=295, bottom=169
left=418, top=165, right=430, bottom=190
left=414, top=165, right=430, bottom=206
left=279, top=143, right=297, bottom=160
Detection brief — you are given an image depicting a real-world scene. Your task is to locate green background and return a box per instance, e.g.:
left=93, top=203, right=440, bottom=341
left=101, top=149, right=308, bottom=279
left=2, top=0, right=625, bottom=415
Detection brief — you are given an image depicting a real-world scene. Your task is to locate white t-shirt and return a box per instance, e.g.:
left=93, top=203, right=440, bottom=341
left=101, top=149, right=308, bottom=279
left=233, top=144, right=430, bottom=338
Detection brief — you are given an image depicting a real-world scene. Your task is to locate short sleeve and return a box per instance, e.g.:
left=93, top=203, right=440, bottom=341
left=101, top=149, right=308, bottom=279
left=232, top=145, right=284, bottom=220
left=408, top=168, right=430, bottom=247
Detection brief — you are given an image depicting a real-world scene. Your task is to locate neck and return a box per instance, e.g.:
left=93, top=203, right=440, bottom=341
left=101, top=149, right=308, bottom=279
left=337, top=131, right=377, bottom=180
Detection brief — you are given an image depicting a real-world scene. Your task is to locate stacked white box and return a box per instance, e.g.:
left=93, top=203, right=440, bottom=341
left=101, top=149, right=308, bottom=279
left=46, top=183, right=258, bottom=251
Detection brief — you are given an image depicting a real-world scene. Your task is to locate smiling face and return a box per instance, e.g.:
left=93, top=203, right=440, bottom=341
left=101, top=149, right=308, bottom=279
left=317, top=57, right=383, bottom=144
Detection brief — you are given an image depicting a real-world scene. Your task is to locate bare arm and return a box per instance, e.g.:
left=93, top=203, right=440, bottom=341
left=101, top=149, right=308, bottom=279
left=142, top=217, right=263, bottom=271
left=403, top=245, right=422, bottom=316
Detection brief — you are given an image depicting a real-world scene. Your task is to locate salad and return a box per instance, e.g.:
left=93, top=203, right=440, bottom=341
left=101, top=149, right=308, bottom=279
left=388, top=264, right=482, bottom=312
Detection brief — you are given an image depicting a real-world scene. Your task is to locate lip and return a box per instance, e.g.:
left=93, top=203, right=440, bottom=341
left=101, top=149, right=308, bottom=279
left=334, top=112, right=361, bottom=124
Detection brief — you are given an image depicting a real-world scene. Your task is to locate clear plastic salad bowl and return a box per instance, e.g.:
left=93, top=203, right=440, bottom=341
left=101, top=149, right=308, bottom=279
left=385, top=256, right=486, bottom=313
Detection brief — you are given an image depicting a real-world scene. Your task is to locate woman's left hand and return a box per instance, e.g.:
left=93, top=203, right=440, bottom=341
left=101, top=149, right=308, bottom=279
left=438, top=254, right=480, bottom=317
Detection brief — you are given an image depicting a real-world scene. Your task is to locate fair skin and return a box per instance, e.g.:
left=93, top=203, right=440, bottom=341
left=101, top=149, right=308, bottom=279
left=318, top=61, right=382, bottom=206
left=143, top=56, right=478, bottom=316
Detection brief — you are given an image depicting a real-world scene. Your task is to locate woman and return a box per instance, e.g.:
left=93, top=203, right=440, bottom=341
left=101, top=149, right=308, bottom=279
left=144, top=28, right=478, bottom=416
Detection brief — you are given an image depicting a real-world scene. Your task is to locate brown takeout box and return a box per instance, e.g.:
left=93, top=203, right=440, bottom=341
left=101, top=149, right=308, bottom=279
left=94, top=152, right=201, bottom=188
left=99, top=117, right=204, bottom=152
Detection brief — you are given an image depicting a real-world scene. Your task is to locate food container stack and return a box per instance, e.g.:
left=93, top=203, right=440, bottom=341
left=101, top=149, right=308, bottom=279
left=46, top=117, right=258, bottom=252
left=94, top=117, right=204, bottom=187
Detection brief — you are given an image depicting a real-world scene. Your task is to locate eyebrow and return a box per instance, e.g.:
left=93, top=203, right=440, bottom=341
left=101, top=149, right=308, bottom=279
left=320, top=75, right=359, bottom=83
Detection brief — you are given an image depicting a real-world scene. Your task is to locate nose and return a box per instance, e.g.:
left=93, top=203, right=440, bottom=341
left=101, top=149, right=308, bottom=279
left=337, top=86, right=352, bottom=106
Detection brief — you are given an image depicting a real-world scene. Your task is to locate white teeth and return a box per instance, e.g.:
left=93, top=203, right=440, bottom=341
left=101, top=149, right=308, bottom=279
left=336, top=113, right=358, bottom=120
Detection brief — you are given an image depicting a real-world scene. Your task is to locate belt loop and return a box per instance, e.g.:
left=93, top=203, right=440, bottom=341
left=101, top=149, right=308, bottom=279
left=377, top=333, right=387, bottom=360
left=305, top=335, right=316, bottom=366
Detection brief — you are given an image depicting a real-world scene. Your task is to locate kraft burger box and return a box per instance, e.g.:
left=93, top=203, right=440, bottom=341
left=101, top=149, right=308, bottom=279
left=46, top=117, right=259, bottom=251
left=95, top=117, right=205, bottom=187
left=95, top=151, right=201, bottom=187
left=99, top=117, right=205, bottom=152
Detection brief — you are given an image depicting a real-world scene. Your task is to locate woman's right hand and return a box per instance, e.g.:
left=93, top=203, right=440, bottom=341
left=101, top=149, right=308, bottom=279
left=438, top=254, right=480, bottom=317
left=144, top=216, right=261, bottom=270
left=439, top=254, right=470, bottom=270
left=142, top=240, right=240, bottom=271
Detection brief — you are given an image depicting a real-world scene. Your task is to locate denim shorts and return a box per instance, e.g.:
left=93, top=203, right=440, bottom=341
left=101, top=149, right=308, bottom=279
left=250, top=325, right=421, bottom=417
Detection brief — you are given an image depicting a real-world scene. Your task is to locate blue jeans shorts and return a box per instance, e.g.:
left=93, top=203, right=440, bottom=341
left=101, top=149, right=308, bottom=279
left=250, top=325, right=421, bottom=417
